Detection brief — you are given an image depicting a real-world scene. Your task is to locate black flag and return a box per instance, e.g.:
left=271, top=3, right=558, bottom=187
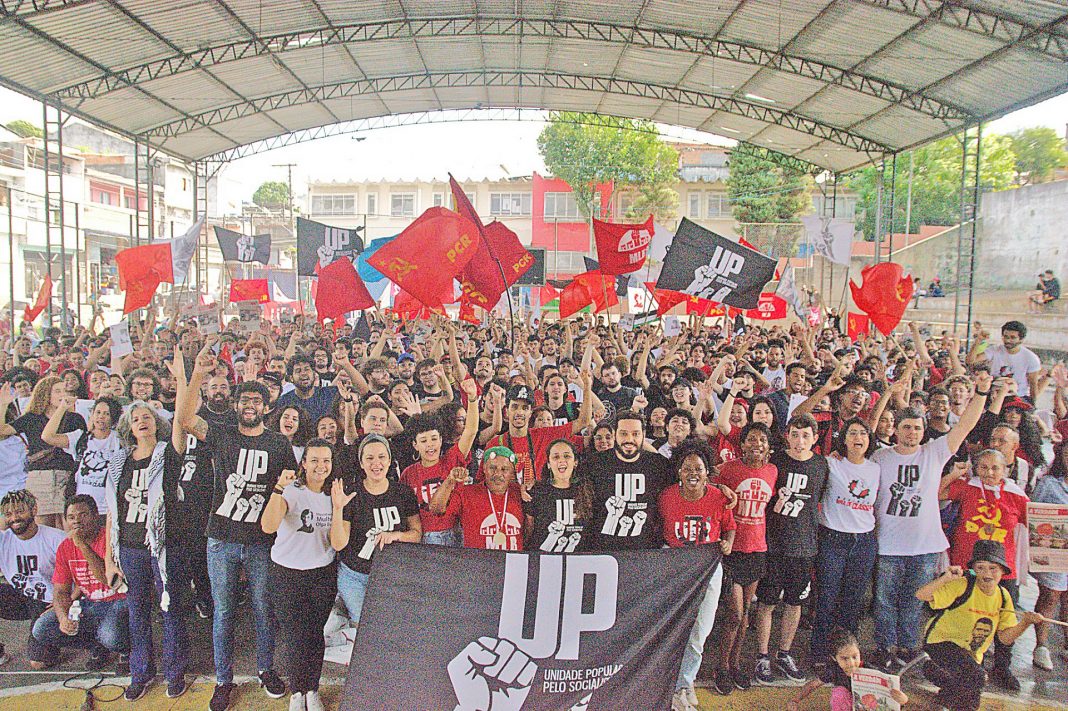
left=656, top=218, right=776, bottom=309
left=213, top=226, right=271, bottom=264
left=296, top=216, right=364, bottom=277
left=340, top=544, right=718, bottom=711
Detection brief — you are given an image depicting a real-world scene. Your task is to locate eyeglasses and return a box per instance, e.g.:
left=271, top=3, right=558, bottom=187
left=484, top=451, right=517, bottom=464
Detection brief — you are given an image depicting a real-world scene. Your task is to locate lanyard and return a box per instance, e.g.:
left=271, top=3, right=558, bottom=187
left=505, top=430, right=535, bottom=483
left=488, top=487, right=510, bottom=533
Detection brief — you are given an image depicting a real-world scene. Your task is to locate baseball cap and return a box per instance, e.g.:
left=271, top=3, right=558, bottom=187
left=506, top=384, right=534, bottom=404
left=398, top=353, right=415, bottom=363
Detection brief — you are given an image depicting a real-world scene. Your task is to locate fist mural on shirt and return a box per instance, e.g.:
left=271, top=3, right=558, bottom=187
left=448, top=636, right=536, bottom=711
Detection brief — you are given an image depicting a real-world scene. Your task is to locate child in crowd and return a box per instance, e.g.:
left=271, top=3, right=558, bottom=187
left=788, top=629, right=908, bottom=711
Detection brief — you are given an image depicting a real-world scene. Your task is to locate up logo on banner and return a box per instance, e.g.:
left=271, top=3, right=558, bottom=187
left=448, top=554, right=618, bottom=711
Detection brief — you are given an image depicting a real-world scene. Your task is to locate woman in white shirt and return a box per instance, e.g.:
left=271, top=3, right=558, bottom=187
left=42, top=397, right=122, bottom=519
left=261, top=438, right=343, bottom=711
left=810, top=418, right=881, bottom=673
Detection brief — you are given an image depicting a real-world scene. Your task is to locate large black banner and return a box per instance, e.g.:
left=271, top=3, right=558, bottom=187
left=296, top=217, right=364, bottom=276
left=341, top=544, right=718, bottom=711
left=656, top=218, right=777, bottom=309
left=213, top=226, right=271, bottom=264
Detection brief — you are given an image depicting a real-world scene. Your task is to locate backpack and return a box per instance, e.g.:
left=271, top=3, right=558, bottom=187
left=923, top=571, right=1009, bottom=644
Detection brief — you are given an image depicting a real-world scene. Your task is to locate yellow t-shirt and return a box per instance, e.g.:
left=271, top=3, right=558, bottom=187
left=925, top=577, right=1017, bottom=663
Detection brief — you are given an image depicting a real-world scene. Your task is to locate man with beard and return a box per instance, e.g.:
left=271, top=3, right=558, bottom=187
left=468, top=355, right=495, bottom=392
left=0, top=489, right=65, bottom=668
left=178, top=346, right=297, bottom=711
left=277, top=353, right=365, bottom=422
left=395, top=354, right=417, bottom=387
left=125, top=368, right=173, bottom=421
left=171, top=373, right=238, bottom=619
left=412, top=359, right=452, bottom=410
left=768, top=362, right=808, bottom=432
left=595, top=363, right=638, bottom=419
left=157, top=364, right=177, bottom=413
left=430, top=447, right=526, bottom=550
left=762, top=340, right=787, bottom=392
left=967, top=321, right=1042, bottom=401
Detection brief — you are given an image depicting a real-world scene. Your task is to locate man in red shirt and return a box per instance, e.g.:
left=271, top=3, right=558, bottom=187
left=400, top=379, right=480, bottom=546
left=31, top=495, right=128, bottom=670
left=486, top=374, right=592, bottom=489
left=430, top=446, right=526, bottom=551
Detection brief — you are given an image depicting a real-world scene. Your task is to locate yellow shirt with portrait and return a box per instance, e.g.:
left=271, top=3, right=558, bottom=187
left=924, top=577, right=1017, bottom=663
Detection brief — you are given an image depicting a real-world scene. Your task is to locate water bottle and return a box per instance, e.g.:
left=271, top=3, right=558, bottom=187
left=67, top=599, right=81, bottom=636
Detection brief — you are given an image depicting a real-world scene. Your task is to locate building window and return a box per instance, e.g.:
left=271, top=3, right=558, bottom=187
left=544, top=192, right=582, bottom=220
left=490, top=192, right=531, bottom=216
left=93, top=189, right=114, bottom=206
left=545, top=251, right=586, bottom=275
left=310, top=194, right=355, bottom=216
left=616, top=192, right=634, bottom=218
left=390, top=193, right=416, bottom=217
left=688, top=192, right=701, bottom=218
left=366, top=193, right=377, bottom=216
left=706, top=192, right=727, bottom=218
left=433, top=192, right=445, bottom=208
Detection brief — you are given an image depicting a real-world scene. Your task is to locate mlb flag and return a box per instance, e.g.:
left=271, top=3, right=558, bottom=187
left=656, top=219, right=776, bottom=310
left=593, top=215, right=654, bottom=275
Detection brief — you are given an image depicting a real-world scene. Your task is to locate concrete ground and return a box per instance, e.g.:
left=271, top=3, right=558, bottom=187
left=0, top=575, right=1064, bottom=710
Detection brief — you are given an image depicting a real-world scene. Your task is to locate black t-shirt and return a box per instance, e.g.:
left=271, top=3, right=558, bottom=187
left=523, top=480, right=585, bottom=552
left=171, top=407, right=238, bottom=535
left=12, top=412, right=86, bottom=472
left=766, top=451, right=829, bottom=558
left=549, top=401, right=579, bottom=426
left=584, top=450, right=672, bottom=551
left=204, top=425, right=298, bottom=545
left=120, top=443, right=181, bottom=549
left=339, top=481, right=419, bottom=574
left=594, top=386, right=637, bottom=420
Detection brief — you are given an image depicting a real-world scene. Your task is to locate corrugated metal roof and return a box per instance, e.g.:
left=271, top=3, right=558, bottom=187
left=0, top=0, right=1065, bottom=171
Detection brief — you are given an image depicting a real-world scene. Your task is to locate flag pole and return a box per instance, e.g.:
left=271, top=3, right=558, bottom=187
left=7, top=186, right=14, bottom=339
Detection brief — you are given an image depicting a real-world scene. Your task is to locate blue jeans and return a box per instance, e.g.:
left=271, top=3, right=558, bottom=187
left=676, top=563, right=723, bottom=691
left=32, top=598, right=128, bottom=653
left=336, top=562, right=370, bottom=626
left=206, top=537, right=275, bottom=684
left=874, top=552, right=940, bottom=651
left=811, top=528, right=878, bottom=659
left=121, top=546, right=187, bottom=684
left=422, top=528, right=460, bottom=547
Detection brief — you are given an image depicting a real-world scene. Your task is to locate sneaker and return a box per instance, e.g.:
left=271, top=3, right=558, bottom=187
left=990, top=666, right=1021, bottom=692
left=124, top=682, right=148, bottom=702
left=1033, top=645, right=1054, bottom=671
left=209, top=683, right=235, bottom=711
left=259, top=669, right=286, bottom=699
left=775, top=651, right=806, bottom=682
left=85, top=648, right=110, bottom=671
left=731, top=667, right=751, bottom=691
left=306, top=690, right=325, bottom=711
left=754, top=656, right=774, bottom=685
left=874, top=648, right=899, bottom=674
left=713, top=668, right=733, bottom=695
left=195, top=600, right=212, bottom=619
left=288, top=692, right=306, bottom=711
left=683, top=686, right=698, bottom=707
left=670, top=689, right=696, bottom=711
left=166, top=677, right=189, bottom=699
left=893, top=647, right=922, bottom=670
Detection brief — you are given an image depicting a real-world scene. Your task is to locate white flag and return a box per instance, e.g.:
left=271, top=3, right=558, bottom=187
left=801, top=214, right=854, bottom=266
left=170, top=216, right=206, bottom=284
left=775, top=265, right=806, bottom=317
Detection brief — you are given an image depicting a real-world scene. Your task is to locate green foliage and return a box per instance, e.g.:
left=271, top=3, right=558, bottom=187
left=252, top=181, right=290, bottom=209
left=536, top=113, right=679, bottom=221
left=4, top=119, right=42, bottom=138
left=725, top=143, right=812, bottom=225
left=1009, top=127, right=1068, bottom=185
left=846, top=134, right=1017, bottom=240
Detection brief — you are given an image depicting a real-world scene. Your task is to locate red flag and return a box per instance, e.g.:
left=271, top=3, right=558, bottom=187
left=448, top=175, right=482, bottom=232
left=849, top=262, right=913, bottom=335
left=367, top=207, right=479, bottom=307
left=23, top=274, right=52, bottom=323
left=644, top=281, right=689, bottom=316
left=745, top=293, right=788, bottom=320
left=685, top=295, right=726, bottom=317
left=559, top=280, right=593, bottom=318
left=459, top=222, right=535, bottom=309
left=539, top=284, right=560, bottom=304
left=315, top=257, right=375, bottom=323
left=458, top=297, right=479, bottom=325
left=219, top=343, right=232, bottom=366
left=116, top=243, right=173, bottom=314
left=573, top=271, right=618, bottom=313
left=229, top=279, right=269, bottom=303
left=593, top=215, right=653, bottom=275
left=847, top=312, right=871, bottom=341
left=394, top=289, right=444, bottom=320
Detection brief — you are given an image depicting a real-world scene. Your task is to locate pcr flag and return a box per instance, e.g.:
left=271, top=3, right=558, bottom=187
left=170, top=216, right=205, bottom=283
left=593, top=215, right=654, bottom=275
left=656, top=219, right=776, bottom=309
left=849, top=262, right=913, bottom=335
left=357, top=236, right=396, bottom=283
left=228, top=278, right=269, bottom=303
left=847, top=312, right=871, bottom=341
left=297, top=217, right=364, bottom=276
left=315, top=257, right=375, bottom=323
left=685, top=295, right=725, bottom=317
left=559, top=280, right=592, bottom=319
left=801, top=214, right=855, bottom=266
left=116, top=243, right=174, bottom=314
left=213, top=226, right=271, bottom=265
left=23, top=274, right=52, bottom=323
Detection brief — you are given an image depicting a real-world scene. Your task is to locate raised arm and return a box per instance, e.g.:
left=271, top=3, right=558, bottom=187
left=333, top=345, right=370, bottom=396
left=572, top=370, right=595, bottom=435
left=260, top=469, right=296, bottom=534
left=946, top=370, right=992, bottom=454
left=177, top=339, right=216, bottom=442
left=793, top=365, right=846, bottom=420
left=456, top=379, right=481, bottom=457
left=429, top=466, right=466, bottom=515
left=41, top=394, right=75, bottom=448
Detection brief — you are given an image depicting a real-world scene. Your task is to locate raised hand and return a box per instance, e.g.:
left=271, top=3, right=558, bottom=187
left=331, top=479, right=358, bottom=510
left=450, top=466, right=468, bottom=484
left=447, top=636, right=536, bottom=711
left=276, top=469, right=297, bottom=490
left=459, top=378, right=478, bottom=399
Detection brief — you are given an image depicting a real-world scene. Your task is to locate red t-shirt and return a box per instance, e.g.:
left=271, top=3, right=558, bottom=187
left=400, top=444, right=470, bottom=533
left=488, top=423, right=575, bottom=487
left=659, top=484, right=736, bottom=547
left=946, top=478, right=1029, bottom=579
left=712, top=425, right=742, bottom=465
left=714, top=460, right=778, bottom=553
left=446, top=482, right=525, bottom=550
left=52, top=528, right=124, bottom=603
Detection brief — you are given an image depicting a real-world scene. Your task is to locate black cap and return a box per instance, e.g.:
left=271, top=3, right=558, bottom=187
left=968, top=539, right=1011, bottom=576
left=506, top=384, right=534, bottom=404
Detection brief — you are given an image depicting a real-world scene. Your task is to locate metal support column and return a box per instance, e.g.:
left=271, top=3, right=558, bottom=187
left=873, top=160, right=884, bottom=266
left=74, top=206, right=81, bottom=328
left=134, top=138, right=152, bottom=245
left=953, top=125, right=983, bottom=343
left=194, top=162, right=211, bottom=293
left=887, top=153, right=898, bottom=260
left=6, top=186, right=14, bottom=337
left=42, top=102, right=72, bottom=331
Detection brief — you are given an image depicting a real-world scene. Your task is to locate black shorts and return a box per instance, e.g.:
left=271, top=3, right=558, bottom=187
left=723, top=551, right=767, bottom=588
left=756, top=554, right=813, bottom=607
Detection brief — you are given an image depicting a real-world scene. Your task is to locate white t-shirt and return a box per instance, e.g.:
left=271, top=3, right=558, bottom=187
left=763, top=366, right=786, bottom=392
left=64, top=429, right=122, bottom=514
left=872, top=437, right=952, bottom=555
left=820, top=457, right=880, bottom=533
left=270, top=483, right=335, bottom=570
left=0, top=525, right=66, bottom=603
left=984, top=343, right=1041, bottom=397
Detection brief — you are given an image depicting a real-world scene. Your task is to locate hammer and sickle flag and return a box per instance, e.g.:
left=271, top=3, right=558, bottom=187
left=849, top=262, right=913, bottom=336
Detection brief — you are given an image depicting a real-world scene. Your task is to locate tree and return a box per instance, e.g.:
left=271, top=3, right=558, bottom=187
left=537, top=113, right=679, bottom=222
left=252, top=181, right=290, bottom=210
left=4, top=119, right=42, bottom=138
left=846, top=133, right=1017, bottom=240
left=725, top=143, right=812, bottom=255
left=1009, top=127, right=1067, bottom=185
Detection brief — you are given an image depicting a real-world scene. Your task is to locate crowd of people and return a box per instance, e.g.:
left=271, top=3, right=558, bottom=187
left=0, top=308, right=1065, bottom=711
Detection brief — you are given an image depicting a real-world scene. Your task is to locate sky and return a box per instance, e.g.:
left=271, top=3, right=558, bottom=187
left=3, top=84, right=1067, bottom=205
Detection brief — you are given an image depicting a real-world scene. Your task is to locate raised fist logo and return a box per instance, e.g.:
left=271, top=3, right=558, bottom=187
left=448, top=636, right=537, bottom=711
